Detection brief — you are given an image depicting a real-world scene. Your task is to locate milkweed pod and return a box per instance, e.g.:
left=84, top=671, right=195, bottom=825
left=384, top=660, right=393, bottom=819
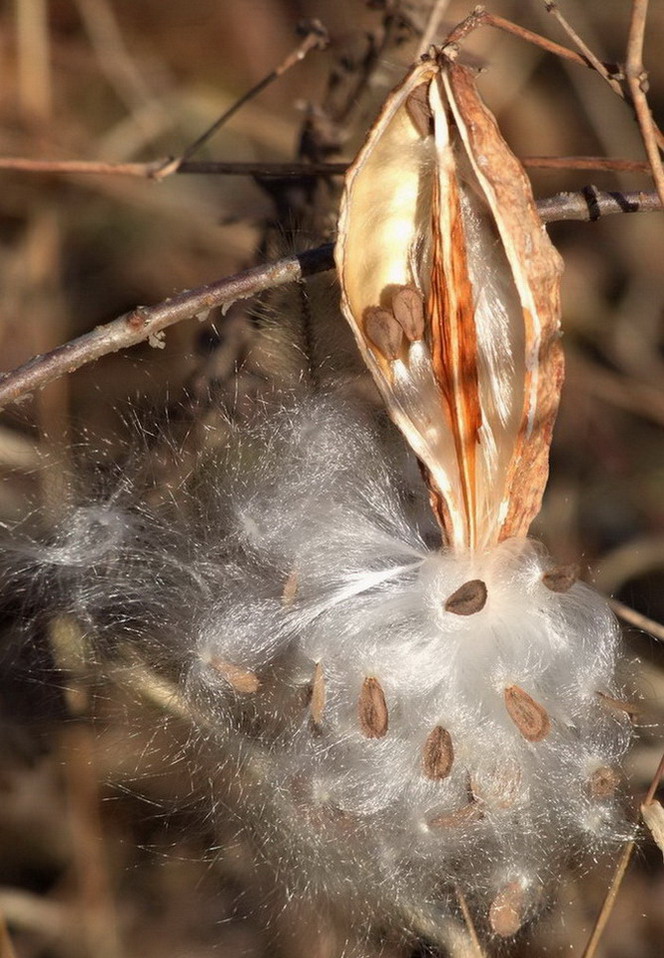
left=335, top=52, right=564, bottom=551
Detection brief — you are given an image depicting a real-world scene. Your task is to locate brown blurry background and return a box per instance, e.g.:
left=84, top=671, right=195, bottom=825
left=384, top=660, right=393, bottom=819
left=0, top=1, right=663, bottom=956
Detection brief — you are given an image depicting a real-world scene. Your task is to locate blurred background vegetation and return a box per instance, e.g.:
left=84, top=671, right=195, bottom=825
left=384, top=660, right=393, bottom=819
left=0, top=1, right=663, bottom=956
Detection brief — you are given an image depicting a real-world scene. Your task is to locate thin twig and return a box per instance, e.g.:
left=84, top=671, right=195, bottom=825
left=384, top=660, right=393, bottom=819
left=0, top=244, right=334, bottom=407
left=524, top=156, right=650, bottom=173
left=543, top=1, right=624, bottom=99
left=610, top=598, right=664, bottom=644
left=580, top=841, right=635, bottom=958
left=74, top=0, right=157, bottom=114
left=444, top=7, right=593, bottom=70
left=625, top=0, right=664, bottom=209
left=418, top=0, right=453, bottom=56
left=454, top=886, right=486, bottom=957
left=645, top=751, right=664, bottom=806
left=581, top=746, right=664, bottom=958
left=154, top=22, right=328, bottom=179
left=0, top=188, right=661, bottom=409
left=0, top=155, right=653, bottom=179
left=0, top=156, right=348, bottom=178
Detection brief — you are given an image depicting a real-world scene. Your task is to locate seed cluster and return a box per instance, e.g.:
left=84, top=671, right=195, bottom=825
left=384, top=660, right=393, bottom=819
left=183, top=397, right=636, bottom=938
left=12, top=395, right=635, bottom=940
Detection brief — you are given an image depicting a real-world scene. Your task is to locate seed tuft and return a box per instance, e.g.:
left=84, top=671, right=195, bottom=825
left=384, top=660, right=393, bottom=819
left=588, top=766, right=621, bottom=799
left=392, top=285, right=425, bottom=341
left=422, top=725, right=454, bottom=780
left=542, top=564, right=579, bottom=593
left=428, top=800, right=483, bottom=829
left=504, top=685, right=550, bottom=741
left=309, top=662, right=326, bottom=728
left=363, top=306, right=403, bottom=361
left=209, top=656, right=260, bottom=694
left=489, top=881, right=526, bottom=937
left=358, top=676, right=389, bottom=738
left=444, top=578, right=487, bottom=615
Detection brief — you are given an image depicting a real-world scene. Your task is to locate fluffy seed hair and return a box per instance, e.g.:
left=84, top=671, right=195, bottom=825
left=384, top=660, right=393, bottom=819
left=1, top=390, right=636, bottom=939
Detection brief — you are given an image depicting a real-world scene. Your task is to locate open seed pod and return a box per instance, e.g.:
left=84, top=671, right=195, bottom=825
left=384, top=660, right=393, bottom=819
left=335, top=51, right=564, bottom=551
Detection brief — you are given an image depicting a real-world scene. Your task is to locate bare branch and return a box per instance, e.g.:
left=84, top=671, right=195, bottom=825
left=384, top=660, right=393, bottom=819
left=153, top=21, right=329, bottom=180
left=610, top=598, right=664, bottom=644
left=0, top=245, right=333, bottom=408
left=581, top=842, right=635, bottom=958
left=0, top=189, right=661, bottom=409
left=444, top=7, right=598, bottom=70
left=0, top=157, right=349, bottom=179
left=543, top=1, right=624, bottom=99
left=0, top=155, right=653, bottom=180
left=536, top=185, right=662, bottom=222
left=625, top=0, right=664, bottom=208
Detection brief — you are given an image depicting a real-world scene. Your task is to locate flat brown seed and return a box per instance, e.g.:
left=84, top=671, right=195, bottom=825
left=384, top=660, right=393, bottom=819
left=364, top=306, right=404, bottom=361
left=444, top=579, right=487, bottom=615
left=489, top=882, right=526, bottom=938
left=392, top=285, right=425, bottom=341
left=588, top=765, right=621, bottom=799
left=281, top=567, right=299, bottom=606
left=504, top=685, right=550, bottom=741
left=422, top=725, right=454, bottom=780
left=428, top=801, right=483, bottom=829
left=405, top=81, right=433, bottom=137
left=359, top=676, right=389, bottom=738
left=542, top=564, right=579, bottom=593
left=309, top=663, right=326, bottom=727
left=209, top=656, right=260, bottom=694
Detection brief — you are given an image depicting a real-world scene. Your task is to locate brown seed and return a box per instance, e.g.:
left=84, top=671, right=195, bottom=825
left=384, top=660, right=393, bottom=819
left=405, top=81, right=433, bottom=137
left=281, top=567, right=299, bottom=606
left=444, top=579, right=487, bottom=615
left=209, top=656, right=260, bottom=694
left=504, top=685, right=550, bottom=742
left=489, top=882, right=526, bottom=938
left=428, top=801, right=483, bottom=829
left=422, top=725, right=454, bottom=780
left=363, top=306, right=404, bottom=361
left=542, top=564, right=579, bottom=593
left=392, top=285, right=425, bottom=341
left=588, top=765, right=621, bottom=799
left=358, top=676, right=389, bottom=738
left=309, top=663, right=326, bottom=727
left=596, top=691, right=641, bottom=721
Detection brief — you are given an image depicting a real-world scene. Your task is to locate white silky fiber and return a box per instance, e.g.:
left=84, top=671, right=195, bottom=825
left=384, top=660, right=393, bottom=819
left=1, top=391, right=636, bottom=940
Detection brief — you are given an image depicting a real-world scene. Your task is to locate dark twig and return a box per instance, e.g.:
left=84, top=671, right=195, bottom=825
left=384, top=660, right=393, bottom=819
left=0, top=155, right=653, bottom=179
left=0, top=245, right=334, bottom=408
left=543, top=1, right=624, bottom=99
left=0, top=188, right=661, bottom=409
left=153, top=22, right=328, bottom=179
left=625, top=0, right=664, bottom=208
left=0, top=157, right=349, bottom=179
left=444, top=7, right=596, bottom=70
